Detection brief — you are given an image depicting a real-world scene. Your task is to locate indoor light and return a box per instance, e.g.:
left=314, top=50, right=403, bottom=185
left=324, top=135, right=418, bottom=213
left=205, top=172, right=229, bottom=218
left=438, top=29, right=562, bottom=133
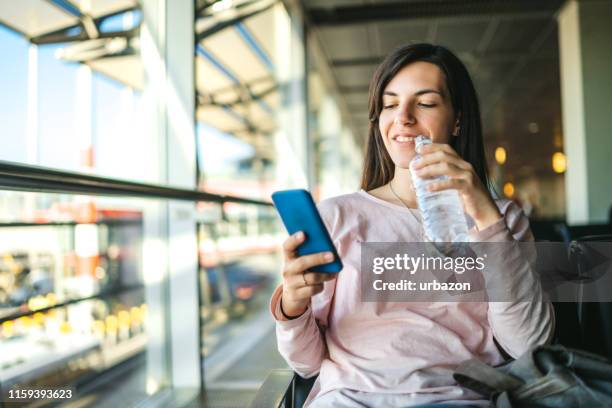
left=495, top=147, right=506, bottom=165
left=503, top=182, right=515, bottom=198
left=552, top=152, right=566, bottom=174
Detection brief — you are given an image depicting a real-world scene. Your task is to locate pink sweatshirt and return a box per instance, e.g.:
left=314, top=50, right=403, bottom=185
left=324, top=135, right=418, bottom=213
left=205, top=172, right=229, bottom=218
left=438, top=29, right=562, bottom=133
left=270, top=190, right=555, bottom=407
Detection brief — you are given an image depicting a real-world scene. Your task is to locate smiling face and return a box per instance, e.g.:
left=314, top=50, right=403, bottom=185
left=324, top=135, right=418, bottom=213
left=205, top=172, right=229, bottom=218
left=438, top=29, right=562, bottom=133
left=378, top=61, right=458, bottom=168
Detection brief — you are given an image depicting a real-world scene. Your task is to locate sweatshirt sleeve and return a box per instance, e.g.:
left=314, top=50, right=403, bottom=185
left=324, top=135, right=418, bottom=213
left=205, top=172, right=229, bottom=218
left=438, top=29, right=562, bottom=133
left=269, top=198, right=340, bottom=378
left=269, top=284, right=334, bottom=378
left=469, top=200, right=555, bottom=359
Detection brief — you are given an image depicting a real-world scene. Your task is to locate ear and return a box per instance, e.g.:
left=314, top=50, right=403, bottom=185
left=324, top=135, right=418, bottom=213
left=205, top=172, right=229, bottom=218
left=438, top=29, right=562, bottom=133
left=452, top=112, right=461, bottom=137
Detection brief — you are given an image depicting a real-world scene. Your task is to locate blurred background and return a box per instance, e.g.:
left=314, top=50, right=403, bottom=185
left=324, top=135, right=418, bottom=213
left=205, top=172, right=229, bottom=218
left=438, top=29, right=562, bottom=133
left=0, top=0, right=610, bottom=407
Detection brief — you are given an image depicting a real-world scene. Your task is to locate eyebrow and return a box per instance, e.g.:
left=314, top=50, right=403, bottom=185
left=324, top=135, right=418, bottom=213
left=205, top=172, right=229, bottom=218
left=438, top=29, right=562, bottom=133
left=383, top=89, right=443, bottom=97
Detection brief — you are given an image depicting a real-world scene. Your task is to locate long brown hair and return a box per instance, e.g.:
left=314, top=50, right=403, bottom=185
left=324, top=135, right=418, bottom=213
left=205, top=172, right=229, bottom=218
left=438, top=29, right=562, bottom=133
left=360, top=43, right=490, bottom=191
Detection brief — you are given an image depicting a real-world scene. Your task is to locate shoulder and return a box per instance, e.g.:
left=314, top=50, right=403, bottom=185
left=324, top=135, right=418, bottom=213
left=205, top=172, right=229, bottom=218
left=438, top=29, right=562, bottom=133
left=317, top=192, right=362, bottom=213
left=316, top=192, right=363, bottom=231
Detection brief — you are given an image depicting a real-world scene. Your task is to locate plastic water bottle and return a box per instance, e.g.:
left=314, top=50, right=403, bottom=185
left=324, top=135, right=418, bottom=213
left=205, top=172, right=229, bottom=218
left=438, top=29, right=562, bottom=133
left=410, top=135, right=470, bottom=243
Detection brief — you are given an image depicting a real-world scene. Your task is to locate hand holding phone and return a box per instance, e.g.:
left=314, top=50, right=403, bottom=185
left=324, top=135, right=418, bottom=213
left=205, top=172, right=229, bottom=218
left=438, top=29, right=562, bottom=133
left=272, top=189, right=343, bottom=273
left=272, top=189, right=342, bottom=318
left=279, top=232, right=338, bottom=318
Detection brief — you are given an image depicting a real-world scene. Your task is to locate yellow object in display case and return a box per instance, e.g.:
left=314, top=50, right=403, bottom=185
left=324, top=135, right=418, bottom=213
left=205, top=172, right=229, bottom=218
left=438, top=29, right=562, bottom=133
left=130, top=306, right=141, bottom=321
left=60, top=321, right=72, bottom=334
left=2, top=320, right=15, bottom=338
left=46, top=292, right=57, bottom=305
left=33, top=312, right=45, bottom=326
left=16, top=316, right=33, bottom=333
left=105, top=315, right=118, bottom=329
left=92, top=319, right=105, bottom=339
left=118, top=310, right=130, bottom=325
left=105, top=314, right=118, bottom=343
left=118, top=310, right=131, bottom=340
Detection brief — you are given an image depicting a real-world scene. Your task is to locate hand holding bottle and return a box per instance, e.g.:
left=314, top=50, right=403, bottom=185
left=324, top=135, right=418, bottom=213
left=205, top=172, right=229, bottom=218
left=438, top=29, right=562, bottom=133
left=410, top=137, right=501, bottom=232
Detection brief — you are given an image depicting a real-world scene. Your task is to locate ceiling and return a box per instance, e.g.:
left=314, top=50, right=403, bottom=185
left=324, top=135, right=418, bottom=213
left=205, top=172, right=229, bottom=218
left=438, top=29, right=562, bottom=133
left=302, top=0, right=566, bottom=180
left=0, top=0, right=568, bottom=181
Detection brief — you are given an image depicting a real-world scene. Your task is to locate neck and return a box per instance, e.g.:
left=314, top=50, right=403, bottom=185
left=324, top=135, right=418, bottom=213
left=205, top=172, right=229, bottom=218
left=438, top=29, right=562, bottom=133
left=390, top=167, right=417, bottom=208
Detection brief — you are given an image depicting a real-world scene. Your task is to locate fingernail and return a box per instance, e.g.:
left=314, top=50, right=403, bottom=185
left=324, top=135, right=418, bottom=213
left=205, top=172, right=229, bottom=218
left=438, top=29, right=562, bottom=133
left=324, top=252, right=334, bottom=261
left=295, top=231, right=303, bottom=239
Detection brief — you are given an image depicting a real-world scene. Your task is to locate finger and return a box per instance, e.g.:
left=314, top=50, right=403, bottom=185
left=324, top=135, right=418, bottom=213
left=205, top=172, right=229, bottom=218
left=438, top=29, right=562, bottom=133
left=283, top=277, right=325, bottom=298
left=283, top=272, right=308, bottom=291
left=283, top=231, right=305, bottom=261
left=285, top=272, right=334, bottom=291
left=289, top=251, right=335, bottom=275
left=293, top=284, right=325, bottom=299
left=412, top=150, right=466, bottom=171
left=426, top=178, right=467, bottom=193
left=417, top=142, right=457, bottom=156
left=414, top=162, right=466, bottom=180
left=304, top=272, right=338, bottom=285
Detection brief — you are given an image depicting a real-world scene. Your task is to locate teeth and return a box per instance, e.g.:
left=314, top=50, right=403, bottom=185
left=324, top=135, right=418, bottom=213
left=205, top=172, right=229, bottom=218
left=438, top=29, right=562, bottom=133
left=396, top=136, right=414, bottom=142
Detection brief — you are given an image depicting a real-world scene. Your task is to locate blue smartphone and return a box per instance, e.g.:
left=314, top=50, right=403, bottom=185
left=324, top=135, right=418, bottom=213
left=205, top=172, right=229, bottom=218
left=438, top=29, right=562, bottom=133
left=271, top=189, right=343, bottom=273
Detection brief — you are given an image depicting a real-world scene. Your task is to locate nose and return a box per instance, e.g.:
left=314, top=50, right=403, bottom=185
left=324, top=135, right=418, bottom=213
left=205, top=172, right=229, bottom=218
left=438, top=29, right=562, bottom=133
left=393, top=103, right=416, bottom=126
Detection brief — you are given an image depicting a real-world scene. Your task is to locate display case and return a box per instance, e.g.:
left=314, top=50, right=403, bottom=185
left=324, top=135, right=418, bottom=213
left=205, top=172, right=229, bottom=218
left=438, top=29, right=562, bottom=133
left=197, top=201, right=281, bottom=358
left=0, top=192, right=147, bottom=394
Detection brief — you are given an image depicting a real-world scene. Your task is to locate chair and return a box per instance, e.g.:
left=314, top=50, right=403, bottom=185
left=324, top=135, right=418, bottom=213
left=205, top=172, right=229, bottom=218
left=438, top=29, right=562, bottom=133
left=533, top=222, right=612, bottom=355
left=567, top=233, right=612, bottom=358
left=249, top=370, right=316, bottom=408
left=252, top=230, right=612, bottom=407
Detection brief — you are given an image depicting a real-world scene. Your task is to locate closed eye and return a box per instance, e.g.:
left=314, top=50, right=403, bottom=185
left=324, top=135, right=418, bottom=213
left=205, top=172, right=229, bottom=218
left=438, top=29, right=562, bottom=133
left=383, top=104, right=397, bottom=109
left=418, top=103, right=436, bottom=108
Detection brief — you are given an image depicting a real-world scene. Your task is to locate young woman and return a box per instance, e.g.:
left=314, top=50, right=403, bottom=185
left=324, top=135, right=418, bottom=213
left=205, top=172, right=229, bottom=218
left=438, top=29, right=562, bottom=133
left=270, top=43, right=554, bottom=407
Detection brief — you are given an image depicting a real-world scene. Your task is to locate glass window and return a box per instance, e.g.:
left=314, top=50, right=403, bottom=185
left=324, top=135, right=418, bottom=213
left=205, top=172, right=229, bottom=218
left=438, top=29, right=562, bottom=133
left=0, top=5, right=149, bottom=184
left=197, top=201, right=285, bottom=401
left=37, top=44, right=81, bottom=170
left=0, top=1, right=199, bottom=405
left=307, top=63, right=362, bottom=200
left=93, top=75, right=148, bottom=182
left=194, top=4, right=296, bottom=401
left=0, top=26, right=29, bottom=163
left=0, top=190, right=167, bottom=404
left=196, top=4, right=281, bottom=201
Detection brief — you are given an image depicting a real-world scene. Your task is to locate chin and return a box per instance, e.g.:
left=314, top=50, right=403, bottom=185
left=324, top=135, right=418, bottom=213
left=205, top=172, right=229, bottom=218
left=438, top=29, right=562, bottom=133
left=390, top=152, right=415, bottom=169
left=392, top=158, right=413, bottom=169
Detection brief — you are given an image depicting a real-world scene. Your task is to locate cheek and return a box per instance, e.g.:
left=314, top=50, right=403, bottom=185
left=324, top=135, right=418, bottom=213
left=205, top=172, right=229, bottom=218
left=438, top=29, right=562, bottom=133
left=421, top=110, right=454, bottom=142
left=378, top=121, right=385, bottom=140
left=377, top=119, right=392, bottom=151
left=378, top=112, right=392, bottom=137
